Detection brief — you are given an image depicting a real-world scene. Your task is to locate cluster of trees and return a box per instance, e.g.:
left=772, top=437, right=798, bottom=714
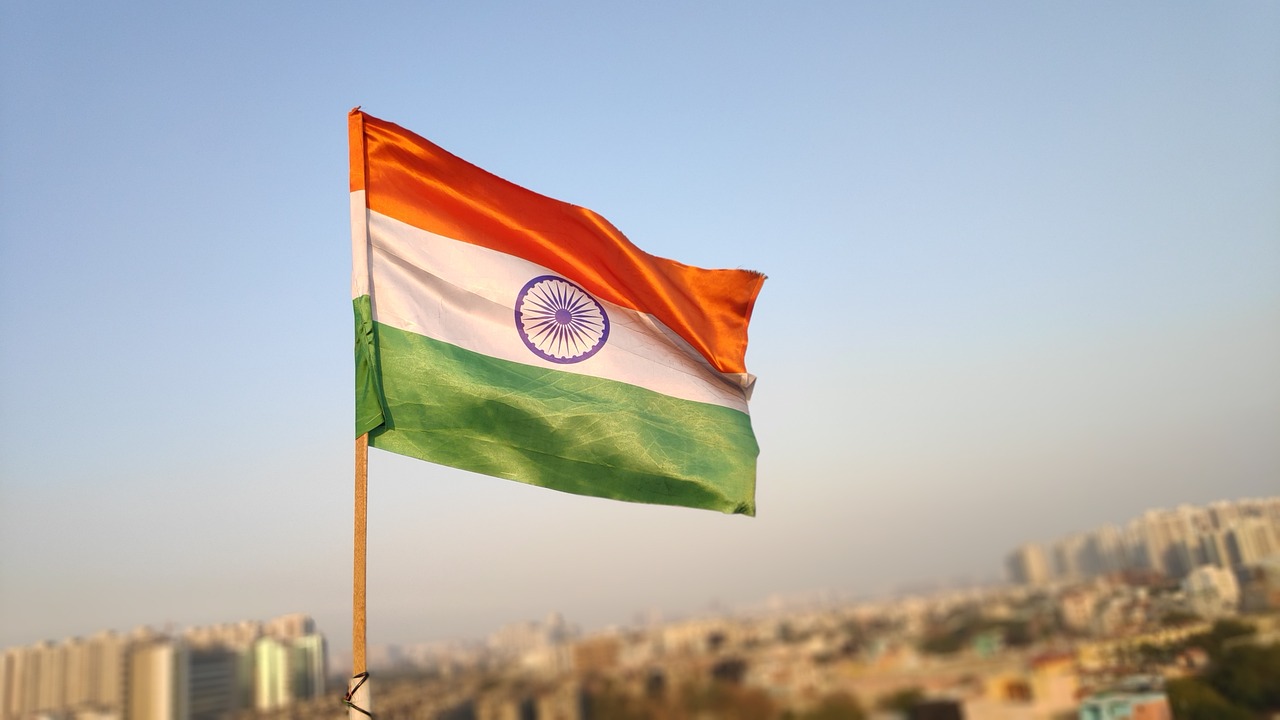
left=585, top=678, right=872, bottom=720
left=1167, top=619, right=1280, bottom=719
left=919, top=616, right=1038, bottom=655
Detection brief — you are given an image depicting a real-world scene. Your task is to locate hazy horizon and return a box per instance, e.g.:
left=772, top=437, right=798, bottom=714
left=3, top=492, right=1274, bottom=652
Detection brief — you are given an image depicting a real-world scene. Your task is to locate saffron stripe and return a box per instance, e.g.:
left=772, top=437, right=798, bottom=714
left=348, top=110, right=764, bottom=376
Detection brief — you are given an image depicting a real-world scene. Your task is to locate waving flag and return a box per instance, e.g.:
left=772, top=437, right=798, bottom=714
left=349, top=110, right=764, bottom=515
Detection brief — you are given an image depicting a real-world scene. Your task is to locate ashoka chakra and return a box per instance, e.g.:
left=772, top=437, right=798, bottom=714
left=515, top=275, right=610, bottom=364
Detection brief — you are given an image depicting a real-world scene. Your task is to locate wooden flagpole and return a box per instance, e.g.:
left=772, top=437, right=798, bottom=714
left=348, top=432, right=371, bottom=717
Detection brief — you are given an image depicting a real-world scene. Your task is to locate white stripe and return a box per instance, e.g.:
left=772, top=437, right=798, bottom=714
left=350, top=190, right=370, bottom=299
left=362, top=208, right=750, bottom=413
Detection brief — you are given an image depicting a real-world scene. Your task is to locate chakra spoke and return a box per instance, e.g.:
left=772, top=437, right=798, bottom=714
left=515, top=275, right=611, bottom=364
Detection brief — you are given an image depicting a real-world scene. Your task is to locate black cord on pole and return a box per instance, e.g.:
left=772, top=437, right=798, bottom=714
left=342, top=671, right=373, bottom=718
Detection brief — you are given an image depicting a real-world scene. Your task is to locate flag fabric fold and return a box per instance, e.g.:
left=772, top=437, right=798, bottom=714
left=349, top=109, right=764, bottom=515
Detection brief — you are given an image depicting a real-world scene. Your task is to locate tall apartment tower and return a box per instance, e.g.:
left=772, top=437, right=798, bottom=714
left=128, top=637, right=189, bottom=720
left=251, top=630, right=327, bottom=712
left=253, top=637, right=290, bottom=712
left=1199, top=530, right=1234, bottom=569
left=1208, top=501, right=1240, bottom=530
left=188, top=647, right=237, bottom=720
left=33, top=640, right=65, bottom=715
left=289, top=634, right=327, bottom=701
left=1006, top=543, right=1051, bottom=586
left=0, top=647, right=30, bottom=720
left=1229, top=519, right=1280, bottom=567
left=64, top=638, right=90, bottom=710
left=89, top=631, right=127, bottom=712
left=1133, top=508, right=1199, bottom=578
left=1051, top=535, right=1087, bottom=582
left=1080, top=526, right=1125, bottom=577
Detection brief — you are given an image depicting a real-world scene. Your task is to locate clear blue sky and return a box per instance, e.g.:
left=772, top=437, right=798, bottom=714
left=1, top=2, right=1277, bottom=654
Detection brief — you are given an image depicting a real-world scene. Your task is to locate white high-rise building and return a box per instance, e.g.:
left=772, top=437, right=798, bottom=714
left=1, top=614, right=328, bottom=720
left=1182, top=565, right=1240, bottom=618
left=1229, top=519, right=1280, bottom=567
left=1003, top=497, right=1280, bottom=592
left=253, top=637, right=290, bottom=712
left=251, top=629, right=327, bottom=712
left=1132, top=508, right=1198, bottom=578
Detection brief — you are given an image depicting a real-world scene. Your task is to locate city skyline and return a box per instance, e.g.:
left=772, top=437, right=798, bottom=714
left=1006, top=495, right=1280, bottom=587
left=3, top=494, right=1275, bottom=654
left=2, top=2, right=1278, bottom=664
left=0, top=613, right=327, bottom=719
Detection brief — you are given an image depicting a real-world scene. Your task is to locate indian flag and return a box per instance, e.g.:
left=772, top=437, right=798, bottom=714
left=349, top=110, right=765, bottom=515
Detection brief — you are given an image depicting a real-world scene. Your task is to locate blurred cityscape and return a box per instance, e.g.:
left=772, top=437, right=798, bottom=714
left=3, top=496, right=1278, bottom=719
left=1, top=615, right=326, bottom=720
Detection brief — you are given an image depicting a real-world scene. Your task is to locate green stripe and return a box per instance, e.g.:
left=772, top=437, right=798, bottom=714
left=353, top=295, right=387, bottom=437
left=353, top=297, right=757, bottom=515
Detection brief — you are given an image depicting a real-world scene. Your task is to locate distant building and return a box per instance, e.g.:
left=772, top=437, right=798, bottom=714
left=572, top=636, right=621, bottom=675
left=0, top=614, right=324, bottom=720
left=1180, top=565, right=1239, bottom=618
left=1006, top=543, right=1051, bottom=586
left=1006, top=497, right=1280, bottom=586
left=264, top=614, right=314, bottom=641
left=1134, top=508, right=1198, bottom=579
left=188, top=647, right=237, bottom=720
left=534, top=681, right=587, bottom=720
left=33, top=640, right=63, bottom=715
left=289, top=634, right=327, bottom=701
left=1077, top=688, right=1170, bottom=719
left=1058, top=589, right=1097, bottom=633
left=1, top=646, right=33, bottom=719
left=86, top=630, right=127, bottom=713
left=1082, top=526, right=1126, bottom=577
left=1238, top=558, right=1280, bottom=613
left=1227, top=519, right=1279, bottom=567
left=1207, top=500, right=1240, bottom=531
left=128, top=636, right=189, bottom=720
left=251, top=631, right=326, bottom=711
left=488, top=621, right=549, bottom=658
left=1197, top=530, right=1233, bottom=569
left=253, top=637, right=290, bottom=712
left=1053, top=535, right=1088, bottom=582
